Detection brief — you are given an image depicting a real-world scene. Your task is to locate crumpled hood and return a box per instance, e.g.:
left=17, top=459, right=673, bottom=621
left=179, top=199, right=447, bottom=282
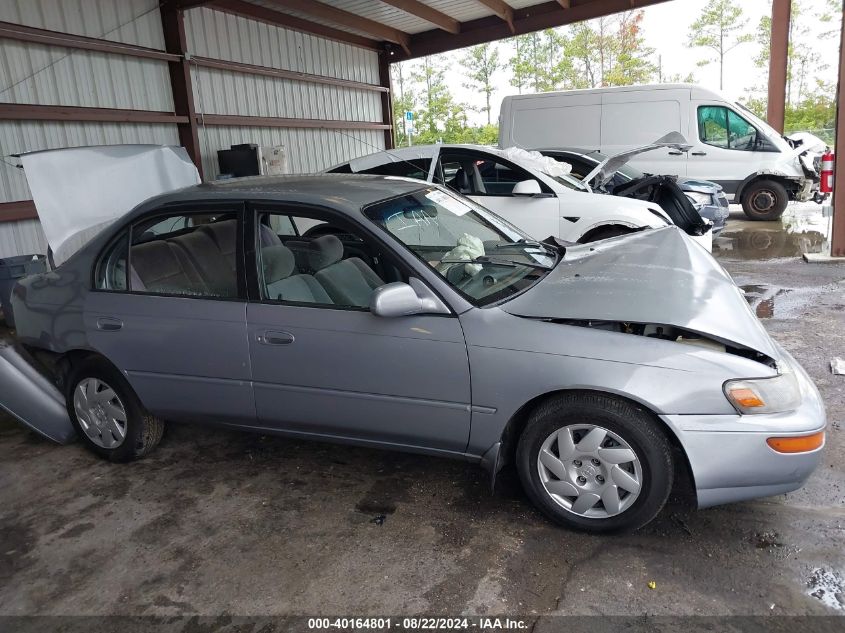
left=502, top=227, right=778, bottom=359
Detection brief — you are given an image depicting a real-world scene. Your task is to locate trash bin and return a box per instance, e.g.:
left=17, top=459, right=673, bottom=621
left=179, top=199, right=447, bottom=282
left=0, top=255, right=47, bottom=328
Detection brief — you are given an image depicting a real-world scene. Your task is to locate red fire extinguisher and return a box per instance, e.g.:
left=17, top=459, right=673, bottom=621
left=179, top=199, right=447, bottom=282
left=820, top=150, right=834, bottom=193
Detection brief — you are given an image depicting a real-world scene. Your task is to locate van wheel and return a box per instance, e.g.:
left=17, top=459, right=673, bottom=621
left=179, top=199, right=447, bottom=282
left=516, top=393, right=673, bottom=533
left=66, top=357, right=164, bottom=462
left=580, top=226, right=635, bottom=243
left=742, top=180, right=788, bottom=221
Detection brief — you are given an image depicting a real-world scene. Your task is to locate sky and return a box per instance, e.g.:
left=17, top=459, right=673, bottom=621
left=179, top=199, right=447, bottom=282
left=396, top=0, right=841, bottom=127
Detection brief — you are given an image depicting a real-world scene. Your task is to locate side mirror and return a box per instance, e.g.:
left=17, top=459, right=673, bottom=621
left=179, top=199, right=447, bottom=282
left=512, top=179, right=542, bottom=196
left=370, top=278, right=450, bottom=318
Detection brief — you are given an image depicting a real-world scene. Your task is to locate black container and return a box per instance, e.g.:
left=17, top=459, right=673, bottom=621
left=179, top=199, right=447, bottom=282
left=0, top=255, right=47, bottom=328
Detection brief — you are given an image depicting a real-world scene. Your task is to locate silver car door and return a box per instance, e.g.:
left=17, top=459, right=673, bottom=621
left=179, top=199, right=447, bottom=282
left=85, top=203, right=254, bottom=425
left=245, top=204, right=472, bottom=453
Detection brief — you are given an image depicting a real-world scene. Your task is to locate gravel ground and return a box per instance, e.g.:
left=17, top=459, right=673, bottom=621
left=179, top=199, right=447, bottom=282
left=0, top=204, right=843, bottom=621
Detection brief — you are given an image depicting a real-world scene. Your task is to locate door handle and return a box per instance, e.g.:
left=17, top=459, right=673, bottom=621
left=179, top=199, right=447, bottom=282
left=691, top=151, right=707, bottom=156
left=96, top=317, right=123, bottom=332
left=258, top=330, right=295, bottom=345
left=668, top=151, right=684, bottom=156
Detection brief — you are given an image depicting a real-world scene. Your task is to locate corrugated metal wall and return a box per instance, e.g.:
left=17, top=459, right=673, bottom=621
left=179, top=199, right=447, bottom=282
left=0, top=0, right=175, bottom=256
left=185, top=8, right=383, bottom=179
left=0, top=1, right=385, bottom=257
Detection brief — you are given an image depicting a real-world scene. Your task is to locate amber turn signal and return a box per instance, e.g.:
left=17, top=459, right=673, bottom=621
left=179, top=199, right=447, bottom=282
left=766, top=431, right=825, bottom=454
left=728, top=387, right=765, bottom=408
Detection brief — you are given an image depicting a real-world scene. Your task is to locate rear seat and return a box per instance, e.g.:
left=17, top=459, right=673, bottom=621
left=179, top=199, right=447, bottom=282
left=130, top=219, right=240, bottom=297
left=130, top=240, right=207, bottom=295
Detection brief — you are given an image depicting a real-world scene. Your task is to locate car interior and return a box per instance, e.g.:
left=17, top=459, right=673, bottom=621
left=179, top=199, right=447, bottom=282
left=256, top=213, right=404, bottom=308
left=114, top=212, right=404, bottom=309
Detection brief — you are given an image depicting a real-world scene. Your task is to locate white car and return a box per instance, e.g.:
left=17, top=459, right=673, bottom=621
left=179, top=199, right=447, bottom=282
left=327, top=144, right=712, bottom=250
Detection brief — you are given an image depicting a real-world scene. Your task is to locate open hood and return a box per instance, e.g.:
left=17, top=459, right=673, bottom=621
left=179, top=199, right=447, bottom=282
left=582, top=132, right=693, bottom=189
left=20, top=145, right=200, bottom=264
left=502, top=227, right=778, bottom=359
left=785, top=131, right=827, bottom=157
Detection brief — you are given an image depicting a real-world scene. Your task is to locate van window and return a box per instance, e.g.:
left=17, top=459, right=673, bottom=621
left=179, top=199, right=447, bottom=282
left=698, top=106, right=761, bottom=151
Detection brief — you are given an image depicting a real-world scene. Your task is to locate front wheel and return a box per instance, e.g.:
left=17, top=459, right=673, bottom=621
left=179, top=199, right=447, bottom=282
left=66, top=357, right=164, bottom=462
left=741, top=179, right=788, bottom=221
left=516, top=393, right=673, bottom=533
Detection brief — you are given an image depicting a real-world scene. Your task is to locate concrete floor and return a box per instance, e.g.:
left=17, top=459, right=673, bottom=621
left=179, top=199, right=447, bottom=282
left=1, top=205, right=844, bottom=619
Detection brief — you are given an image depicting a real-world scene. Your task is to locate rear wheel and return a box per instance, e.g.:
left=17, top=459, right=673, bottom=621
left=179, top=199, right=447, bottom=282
left=741, top=179, right=788, bottom=221
left=516, top=393, right=673, bottom=533
left=66, top=357, right=164, bottom=462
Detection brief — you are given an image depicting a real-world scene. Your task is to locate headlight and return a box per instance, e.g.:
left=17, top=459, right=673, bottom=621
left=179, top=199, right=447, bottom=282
left=685, top=191, right=712, bottom=206
left=724, top=367, right=801, bottom=414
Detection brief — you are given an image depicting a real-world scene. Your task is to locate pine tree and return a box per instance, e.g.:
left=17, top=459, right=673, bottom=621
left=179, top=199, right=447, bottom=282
left=687, top=0, right=753, bottom=90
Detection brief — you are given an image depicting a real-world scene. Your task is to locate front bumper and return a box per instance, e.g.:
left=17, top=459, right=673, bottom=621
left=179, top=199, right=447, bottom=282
left=662, top=350, right=826, bottom=508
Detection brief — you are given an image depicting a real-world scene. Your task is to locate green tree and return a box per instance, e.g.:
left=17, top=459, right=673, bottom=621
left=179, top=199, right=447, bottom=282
left=410, top=55, right=468, bottom=144
left=603, top=11, right=657, bottom=86
left=687, top=0, right=753, bottom=90
left=753, top=1, right=831, bottom=107
left=390, top=63, right=415, bottom=146
left=461, top=43, right=501, bottom=125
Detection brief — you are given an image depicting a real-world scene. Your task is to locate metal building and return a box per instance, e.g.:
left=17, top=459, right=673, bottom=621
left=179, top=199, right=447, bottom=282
left=0, top=0, right=390, bottom=257
left=1, top=0, right=842, bottom=258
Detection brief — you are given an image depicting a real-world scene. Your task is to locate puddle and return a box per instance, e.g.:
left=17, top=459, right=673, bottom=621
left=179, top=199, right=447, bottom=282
left=807, top=568, right=845, bottom=610
left=714, top=203, right=830, bottom=260
left=740, top=284, right=791, bottom=318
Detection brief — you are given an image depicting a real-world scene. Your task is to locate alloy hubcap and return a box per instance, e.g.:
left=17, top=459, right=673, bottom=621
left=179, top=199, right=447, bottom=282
left=537, top=424, right=642, bottom=519
left=73, top=378, right=127, bottom=449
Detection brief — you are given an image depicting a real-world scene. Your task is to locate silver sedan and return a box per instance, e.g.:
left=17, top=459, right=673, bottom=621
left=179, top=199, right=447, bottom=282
left=3, top=172, right=825, bottom=533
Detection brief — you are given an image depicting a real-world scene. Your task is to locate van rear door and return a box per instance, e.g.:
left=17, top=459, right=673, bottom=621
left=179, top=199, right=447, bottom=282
left=600, top=88, right=689, bottom=177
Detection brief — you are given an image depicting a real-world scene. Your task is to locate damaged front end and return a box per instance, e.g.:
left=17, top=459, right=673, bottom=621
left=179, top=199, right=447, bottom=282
left=0, top=335, right=74, bottom=444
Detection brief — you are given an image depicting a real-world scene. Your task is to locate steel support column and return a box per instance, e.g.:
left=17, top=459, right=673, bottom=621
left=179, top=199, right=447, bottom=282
left=767, top=0, right=791, bottom=132
left=378, top=52, right=395, bottom=150
left=831, top=1, right=845, bottom=257
left=160, top=2, right=203, bottom=178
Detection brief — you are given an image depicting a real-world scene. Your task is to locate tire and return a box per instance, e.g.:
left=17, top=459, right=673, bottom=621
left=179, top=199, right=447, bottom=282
left=66, top=357, right=164, bottom=462
left=741, top=179, right=788, bottom=221
left=516, top=392, right=673, bottom=533
left=580, top=226, right=635, bottom=243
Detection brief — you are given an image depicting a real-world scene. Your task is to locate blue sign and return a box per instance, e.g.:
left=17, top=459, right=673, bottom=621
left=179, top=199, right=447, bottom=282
left=405, top=111, right=414, bottom=121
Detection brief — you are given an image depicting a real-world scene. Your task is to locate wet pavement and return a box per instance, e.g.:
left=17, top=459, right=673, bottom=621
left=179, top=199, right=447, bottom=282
left=0, top=202, right=843, bottom=620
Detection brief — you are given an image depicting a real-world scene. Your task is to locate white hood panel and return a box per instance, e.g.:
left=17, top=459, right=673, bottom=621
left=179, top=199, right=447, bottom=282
left=21, top=145, right=200, bottom=264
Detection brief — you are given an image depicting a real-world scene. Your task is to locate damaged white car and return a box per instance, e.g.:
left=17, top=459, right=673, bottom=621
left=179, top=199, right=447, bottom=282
left=1, top=145, right=826, bottom=533
left=327, top=142, right=713, bottom=251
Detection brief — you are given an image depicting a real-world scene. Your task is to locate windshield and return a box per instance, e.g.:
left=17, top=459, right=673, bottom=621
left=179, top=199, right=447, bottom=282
left=365, top=187, right=558, bottom=306
left=735, top=102, right=783, bottom=141
left=545, top=170, right=591, bottom=191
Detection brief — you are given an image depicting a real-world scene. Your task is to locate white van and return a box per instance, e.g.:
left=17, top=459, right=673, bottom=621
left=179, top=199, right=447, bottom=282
left=499, top=84, right=827, bottom=220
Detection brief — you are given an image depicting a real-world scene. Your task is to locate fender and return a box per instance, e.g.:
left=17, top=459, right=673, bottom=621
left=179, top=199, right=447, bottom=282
left=734, top=171, right=805, bottom=201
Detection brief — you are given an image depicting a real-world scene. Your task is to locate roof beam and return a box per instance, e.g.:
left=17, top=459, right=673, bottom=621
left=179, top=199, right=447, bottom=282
left=0, top=103, right=188, bottom=124
left=0, top=201, right=38, bottom=223
left=556, top=0, right=572, bottom=8
left=379, top=0, right=460, bottom=34
left=211, top=0, right=381, bottom=51
left=0, top=20, right=179, bottom=61
left=196, top=114, right=390, bottom=130
left=262, top=0, right=411, bottom=52
left=191, top=56, right=388, bottom=92
left=474, top=0, right=515, bottom=34
left=397, top=0, right=672, bottom=60
left=172, top=0, right=218, bottom=9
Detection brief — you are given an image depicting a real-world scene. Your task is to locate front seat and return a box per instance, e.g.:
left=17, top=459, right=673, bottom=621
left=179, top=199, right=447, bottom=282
left=448, top=168, right=472, bottom=194
left=261, top=245, right=332, bottom=304
left=309, top=235, right=384, bottom=307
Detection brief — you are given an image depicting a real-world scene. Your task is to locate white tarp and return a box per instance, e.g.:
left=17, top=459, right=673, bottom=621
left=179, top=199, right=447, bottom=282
left=21, top=145, right=200, bottom=264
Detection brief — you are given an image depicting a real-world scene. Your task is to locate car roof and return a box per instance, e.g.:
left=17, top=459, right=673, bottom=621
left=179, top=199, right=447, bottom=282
left=138, top=173, right=430, bottom=216
left=339, top=144, right=504, bottom=172
left=535, top=148, right=604, bottom=159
